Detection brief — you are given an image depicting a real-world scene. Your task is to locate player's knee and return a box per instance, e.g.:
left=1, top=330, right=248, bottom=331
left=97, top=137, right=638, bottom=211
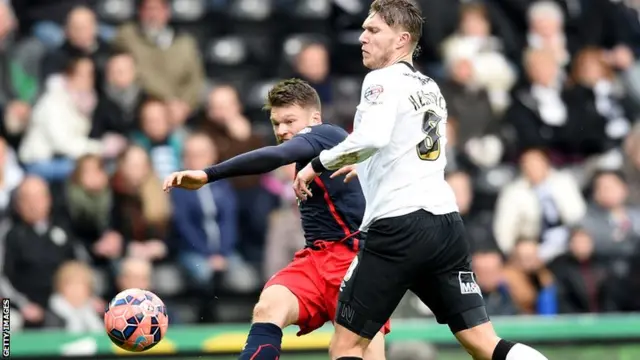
left=329, top=325, right=369, bottom=357
left=252, top=285, right=298, bottom=327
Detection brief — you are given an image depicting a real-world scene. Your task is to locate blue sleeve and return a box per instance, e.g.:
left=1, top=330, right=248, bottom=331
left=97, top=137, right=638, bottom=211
left=204, top=134, right=317, bottom=182
left=170, top=190, right=210, bottom=255
left=215, top=181, right=238, bottom=257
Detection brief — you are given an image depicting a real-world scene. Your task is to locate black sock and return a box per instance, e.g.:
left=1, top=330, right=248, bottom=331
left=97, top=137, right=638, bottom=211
left=492, top=339, right=516, bottom=360
left=238, top=322, right=282, bottom=360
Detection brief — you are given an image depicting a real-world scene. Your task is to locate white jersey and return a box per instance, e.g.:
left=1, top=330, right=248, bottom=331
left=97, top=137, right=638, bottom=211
left=318, top=62, right=458, bottom=230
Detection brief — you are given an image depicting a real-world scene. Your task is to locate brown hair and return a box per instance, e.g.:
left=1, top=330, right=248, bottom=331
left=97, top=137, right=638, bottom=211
left=70, top=154, right=105, bottom=185
left=263, top=78, right=321, bottom=111
left=460, top=2, right=488, bottom=20
left=369, top=0, right=424, bottom=46
left=117, top=145, right=171, bottom=224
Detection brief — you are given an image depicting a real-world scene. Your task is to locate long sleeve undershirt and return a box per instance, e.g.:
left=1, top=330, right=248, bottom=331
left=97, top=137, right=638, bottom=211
left=203, top=136, right=317, bottom=182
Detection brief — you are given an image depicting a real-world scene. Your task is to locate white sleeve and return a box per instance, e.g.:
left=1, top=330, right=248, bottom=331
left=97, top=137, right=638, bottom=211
left=318, top=71, right=399, bottom=170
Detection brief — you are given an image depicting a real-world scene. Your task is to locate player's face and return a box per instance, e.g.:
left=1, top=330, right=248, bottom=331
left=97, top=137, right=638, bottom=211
left=359, top=12, right=402, bottom=69
left=270, top=105, right=319, bottom=143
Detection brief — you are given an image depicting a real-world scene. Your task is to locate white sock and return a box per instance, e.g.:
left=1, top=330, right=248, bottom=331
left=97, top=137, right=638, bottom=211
left=506, top=343, right=548, bottom=360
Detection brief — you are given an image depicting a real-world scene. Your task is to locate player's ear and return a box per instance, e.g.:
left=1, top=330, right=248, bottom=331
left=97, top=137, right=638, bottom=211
left=311, top=110, right=322, bottom=124
left=397, top=32, right=411, bottom=50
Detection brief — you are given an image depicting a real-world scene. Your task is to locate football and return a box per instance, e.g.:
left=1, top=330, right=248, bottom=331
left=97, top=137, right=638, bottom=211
left=104, top=288, right=169, bottom=352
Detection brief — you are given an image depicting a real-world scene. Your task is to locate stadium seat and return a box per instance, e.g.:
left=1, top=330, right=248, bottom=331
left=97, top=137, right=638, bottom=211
left=206, top=36, right=248, bottom=66
left=152, top=263, right=186, bottom=297
left=170, top=0, right=206, bottom=22
left=96, top=0, right=135, bottom=23
left=228, top=0, right=272, bottom=21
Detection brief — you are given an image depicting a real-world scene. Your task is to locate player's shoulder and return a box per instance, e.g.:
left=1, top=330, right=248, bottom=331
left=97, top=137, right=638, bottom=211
left=295, top=123, right=347, bottom=140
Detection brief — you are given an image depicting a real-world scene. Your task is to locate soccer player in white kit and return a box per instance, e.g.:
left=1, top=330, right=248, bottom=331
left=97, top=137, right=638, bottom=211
left=293, top=1, right=550, bottom=360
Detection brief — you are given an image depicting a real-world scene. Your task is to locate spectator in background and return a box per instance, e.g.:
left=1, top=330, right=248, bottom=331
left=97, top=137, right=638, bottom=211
left=171, top=133, right=237, bottom=288
left=116, top=257, right=152, bottom=292
left=504, top=49, right=574, bottom=160
left=565, top=47, right=635, bottom=160
left=131, top=99, right=184, bottom=180
left=111, top=145, right=170, bottom=262
left=605, top=45, right=640, bottom=114
left=41, top=6, right=111, bottom=91
left=503, top=239, right=557, bottom=315
left=11, top=0, right=115, bottom=49
left=65, top=154, right=123, bottom=263
left=623, top=123, right=640, bottom=204
left=580, top=170, right=640, bottom=259
left=0, top=1, right=45, bottom=150
left=114, top=0, right=205, bottom=125
left=294, top=43, right=333, bottom=107
left=549, top=228, right=619, bottom=313
left=440, top=48, right=503, bottom=170
left=92, top=51, right=146, bottom=140
left=0, top=176, right=88, bottom=328
left=200, top=85, right=272, bottom=270
left=19, top=56, right=102, bottom=182
left=527, top=1, right=570, bottom=67
left=0, top=137, right=24, bottom=218
left=45, top=261, right=103, bottom=333
left=494, top=149, right=586, bottom=260
left=441, top=2, right=516, bottom=114
left=473, top=249, right=519, bottom=316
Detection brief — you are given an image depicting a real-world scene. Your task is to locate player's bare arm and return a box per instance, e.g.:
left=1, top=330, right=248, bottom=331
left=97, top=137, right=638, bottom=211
left=163, top=135, right=317, bottom=192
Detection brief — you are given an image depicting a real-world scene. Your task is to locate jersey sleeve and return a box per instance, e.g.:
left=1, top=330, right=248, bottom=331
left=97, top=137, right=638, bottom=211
left=204, top=135, right=317, bottom=182
left=315, top=70, right=401, bottom=171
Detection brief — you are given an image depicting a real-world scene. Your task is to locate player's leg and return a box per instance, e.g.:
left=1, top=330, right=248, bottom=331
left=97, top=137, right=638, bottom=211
left=329, top=240, right=409, bottom=359
left=322, top=243, right=390, bottom=360
left=363, top=331, right=386, bottom=360
left=237, top=284, right=299, bottom=360
left=410, top=216, right=548, bottom=360
left=238, top=249, right=325, bottom=360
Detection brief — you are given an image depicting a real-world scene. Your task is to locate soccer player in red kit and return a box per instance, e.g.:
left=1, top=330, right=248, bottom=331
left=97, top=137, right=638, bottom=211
left=163, top=79, right=389, bottom=360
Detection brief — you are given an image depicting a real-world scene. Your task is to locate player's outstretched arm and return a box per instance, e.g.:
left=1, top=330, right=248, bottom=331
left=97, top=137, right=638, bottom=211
left=163, top=136, right=317, bottom=191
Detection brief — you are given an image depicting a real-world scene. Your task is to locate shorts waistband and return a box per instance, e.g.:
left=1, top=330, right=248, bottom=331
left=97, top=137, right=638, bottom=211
left=307, top=231, right=363, bottom=251
left=402, top=209, right=462, bottom=226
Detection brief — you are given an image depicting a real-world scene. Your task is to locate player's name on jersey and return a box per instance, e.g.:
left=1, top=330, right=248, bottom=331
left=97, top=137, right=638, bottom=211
left=408, top=89, right=445, bottom=112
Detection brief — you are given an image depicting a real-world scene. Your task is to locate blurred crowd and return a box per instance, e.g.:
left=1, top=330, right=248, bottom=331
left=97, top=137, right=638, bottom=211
left=1, top=0, right=640, bottom=335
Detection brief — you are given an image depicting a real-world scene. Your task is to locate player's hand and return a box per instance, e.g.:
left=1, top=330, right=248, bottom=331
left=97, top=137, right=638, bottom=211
left=330, top=165, right=358, bottom=183
left=209, top=255, right=228, bottom=271
left=93, top=231, right=123, bottom=259
left=21, top=303, right=44, bottom=323
left=163, top=170, right=208, bottom=192
left=293, top=164, right=316, bottom=201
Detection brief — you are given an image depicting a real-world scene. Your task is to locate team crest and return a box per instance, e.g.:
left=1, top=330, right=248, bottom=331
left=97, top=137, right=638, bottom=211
left=298, top=127, right=312, bottom=134
left=364, top=84, right=384, bottom=104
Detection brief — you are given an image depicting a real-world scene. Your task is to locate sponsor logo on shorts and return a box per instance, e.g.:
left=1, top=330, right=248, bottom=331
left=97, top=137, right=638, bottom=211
left=458, top=271, right=482, bottom=297
left=340, top=304, right=355, bottom=324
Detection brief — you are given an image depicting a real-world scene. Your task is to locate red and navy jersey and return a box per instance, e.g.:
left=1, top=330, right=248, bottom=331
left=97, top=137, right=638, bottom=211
left=293, top=124, right=365, bottom=247
left=203, top=123, right=365, bottom=248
